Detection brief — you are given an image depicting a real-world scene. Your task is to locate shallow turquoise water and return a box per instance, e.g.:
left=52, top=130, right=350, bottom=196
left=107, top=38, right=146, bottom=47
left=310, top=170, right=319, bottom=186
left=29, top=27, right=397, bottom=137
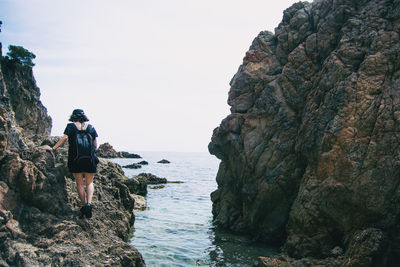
left=111, top=152, right=278, bottom=266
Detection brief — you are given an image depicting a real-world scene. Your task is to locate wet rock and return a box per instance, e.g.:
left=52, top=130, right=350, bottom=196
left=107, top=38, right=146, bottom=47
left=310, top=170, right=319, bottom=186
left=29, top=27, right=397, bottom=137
left=124, top=173, right=167, bottom=197
left=149, top=185, right=165, bottom=190
left=137, top=161, right=148, bottom=165
left=124, top=177, right=148, bottom=197
left=122, top=163, right=142, bottom=169
left=254, top=255, right=343, bottom=267
left=136, top=173, right=167, bottom=185
left=209, top=0, right=400, bottom=265
left=157, top=159, right=170, bottom=164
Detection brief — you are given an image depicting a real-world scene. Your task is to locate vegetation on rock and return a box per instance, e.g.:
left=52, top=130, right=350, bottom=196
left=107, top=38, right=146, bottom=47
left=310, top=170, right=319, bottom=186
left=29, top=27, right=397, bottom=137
left=5, top=45, right=36, bottom=68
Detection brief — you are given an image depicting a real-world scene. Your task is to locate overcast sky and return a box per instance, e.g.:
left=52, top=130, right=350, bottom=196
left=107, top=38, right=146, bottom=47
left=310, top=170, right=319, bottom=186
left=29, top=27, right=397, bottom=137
left=1, top=0, right=305, bottom=152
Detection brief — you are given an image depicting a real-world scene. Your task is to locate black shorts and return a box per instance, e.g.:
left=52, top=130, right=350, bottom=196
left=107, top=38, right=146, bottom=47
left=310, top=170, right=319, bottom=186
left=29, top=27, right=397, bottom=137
left=68, top=157, right=98, bottom=173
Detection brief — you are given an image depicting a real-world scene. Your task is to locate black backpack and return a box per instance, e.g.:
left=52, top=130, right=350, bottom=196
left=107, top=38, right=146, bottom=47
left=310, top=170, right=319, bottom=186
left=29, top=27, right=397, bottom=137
left=74, top=124, right=95, bottom=165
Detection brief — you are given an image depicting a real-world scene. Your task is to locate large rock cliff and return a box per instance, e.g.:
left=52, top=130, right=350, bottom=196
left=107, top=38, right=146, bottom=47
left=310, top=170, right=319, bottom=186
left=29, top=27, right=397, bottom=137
left=0, top=44, right=145, bottom=266
left=0, top=45, right=51, bottom=149
left=209, top=0, right=400, bottom=265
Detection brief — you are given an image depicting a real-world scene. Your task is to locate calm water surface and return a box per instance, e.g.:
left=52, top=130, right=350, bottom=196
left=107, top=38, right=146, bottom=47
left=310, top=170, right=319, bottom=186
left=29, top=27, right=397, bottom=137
left=112, top=152, right=277, bottom=266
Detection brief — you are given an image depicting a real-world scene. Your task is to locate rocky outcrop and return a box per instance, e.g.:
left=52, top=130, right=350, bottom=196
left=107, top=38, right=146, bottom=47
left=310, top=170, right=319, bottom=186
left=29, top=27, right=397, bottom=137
left=209, top=0, right=400, bottom=265
left=0, top=44, right=51, bottom=150
left=123, top=163, right=142, bottom=169
left=97, top=142, right=120, bottom=158
left=0, top=46, right=145, bottom=266
left=97, top=142, right=141, bottom=159
left=120, top=151, right=141, bottom=159
left=124, top=173, right=167, bottom=197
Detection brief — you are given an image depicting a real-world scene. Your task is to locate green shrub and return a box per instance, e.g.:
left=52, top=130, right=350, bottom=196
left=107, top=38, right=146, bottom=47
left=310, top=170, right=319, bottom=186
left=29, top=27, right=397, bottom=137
left=6, top=45, right=36, bottom=68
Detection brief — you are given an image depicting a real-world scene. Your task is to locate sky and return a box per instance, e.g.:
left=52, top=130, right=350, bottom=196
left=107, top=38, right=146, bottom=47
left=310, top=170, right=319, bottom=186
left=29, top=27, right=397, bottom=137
left=1, top=0, right=305, bottom=152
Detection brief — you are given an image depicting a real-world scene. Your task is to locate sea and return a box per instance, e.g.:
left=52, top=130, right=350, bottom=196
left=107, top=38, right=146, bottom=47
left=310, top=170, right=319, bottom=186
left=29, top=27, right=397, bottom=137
left=111, top=151, right=278, bottom=267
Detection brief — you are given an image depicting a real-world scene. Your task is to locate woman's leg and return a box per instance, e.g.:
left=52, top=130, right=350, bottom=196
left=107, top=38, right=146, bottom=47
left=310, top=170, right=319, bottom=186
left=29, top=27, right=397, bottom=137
left=84, top=172, right=95, bottom=204
left=73, top=173, right=86, bottom=205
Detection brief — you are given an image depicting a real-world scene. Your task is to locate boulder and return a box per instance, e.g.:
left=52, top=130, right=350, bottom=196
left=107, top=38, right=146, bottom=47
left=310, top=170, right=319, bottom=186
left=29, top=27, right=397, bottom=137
left=124, top=173, right=167, bottom=197
left=136, top=173, right=167, bottom=185
left=96, top=142, right=120, bottom=158
left=157, top=159, right=170, bottom=164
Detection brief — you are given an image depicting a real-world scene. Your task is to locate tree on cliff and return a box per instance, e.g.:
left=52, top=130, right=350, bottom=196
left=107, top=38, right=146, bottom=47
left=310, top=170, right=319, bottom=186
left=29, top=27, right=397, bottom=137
left=5, top=45, right=36, bottom=68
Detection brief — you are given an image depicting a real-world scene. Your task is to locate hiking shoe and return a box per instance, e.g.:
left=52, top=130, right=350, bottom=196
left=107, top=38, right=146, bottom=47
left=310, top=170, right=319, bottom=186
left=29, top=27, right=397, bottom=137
left=79, top=205, right=87, bottom=218
left=85, top=203, right=93, bottom=219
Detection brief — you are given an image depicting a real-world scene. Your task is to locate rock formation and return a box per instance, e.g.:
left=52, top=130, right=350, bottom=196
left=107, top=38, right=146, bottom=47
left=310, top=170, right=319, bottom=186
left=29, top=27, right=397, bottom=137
left=209, top=0, right=400, bottom=265
left=0, top=44, right=145, bottom=266
left=157, top=159, right=170, bottom=164
left=123, top=163, right=142, bottom=169
left=97, top=142, right=141, bottom=159
left=124, top=173, right=167, bottom=197
left=0, top=44, right=51, bottom=150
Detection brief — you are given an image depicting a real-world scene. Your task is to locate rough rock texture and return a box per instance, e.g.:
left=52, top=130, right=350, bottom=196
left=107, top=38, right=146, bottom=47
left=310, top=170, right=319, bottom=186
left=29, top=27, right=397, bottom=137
left=209, top=0, right=400, bottom=265
left=0, top=46, right=145, bottom=266
left=123, top=163, right=142, bottom=169
left=97, top=142, right=120, bottom=158
left=124, top=173, right=167, bottom=197
left=97, top=143, right=141, bottom=159
left=0, top=45, right=51, bottom=149
left=120, top=151, right=141, bottom=159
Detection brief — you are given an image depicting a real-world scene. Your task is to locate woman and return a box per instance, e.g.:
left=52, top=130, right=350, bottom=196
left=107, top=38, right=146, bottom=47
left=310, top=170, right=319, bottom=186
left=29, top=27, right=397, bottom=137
left=47, top=109, right=99, bottom=218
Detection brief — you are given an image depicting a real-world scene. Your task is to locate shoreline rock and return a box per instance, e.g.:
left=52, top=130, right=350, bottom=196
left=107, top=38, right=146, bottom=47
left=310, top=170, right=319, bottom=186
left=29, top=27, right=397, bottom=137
left=123, top=163, right=142, bottom=169
left=0, top=47, right=145, bottom=266
left=157, top=159, right=170, bottom=164
left=209, top=0, right=400, bottom=265
left=97, top=142, right=141, bottom=159
left=124, top=173, right=167, bottom=197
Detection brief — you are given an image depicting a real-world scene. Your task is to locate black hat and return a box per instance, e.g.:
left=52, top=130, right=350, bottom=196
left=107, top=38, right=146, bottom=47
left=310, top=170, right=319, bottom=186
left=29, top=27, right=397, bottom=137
left=72, top=109, right=84, bottom=115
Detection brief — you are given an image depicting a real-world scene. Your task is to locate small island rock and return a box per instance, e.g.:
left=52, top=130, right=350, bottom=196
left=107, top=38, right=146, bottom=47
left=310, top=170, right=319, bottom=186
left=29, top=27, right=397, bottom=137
left=123, top=163, right=142, bottom=169
left=157, top=159, right=170, bottom=164
left=124, top=173, right=167, bottom=196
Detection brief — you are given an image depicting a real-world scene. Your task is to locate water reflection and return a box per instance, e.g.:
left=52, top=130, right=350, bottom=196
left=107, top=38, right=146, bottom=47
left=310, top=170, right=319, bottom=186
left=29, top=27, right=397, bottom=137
left=207, top=226, right=279, bottom=266
left=112, top=152, right=278, bottom=266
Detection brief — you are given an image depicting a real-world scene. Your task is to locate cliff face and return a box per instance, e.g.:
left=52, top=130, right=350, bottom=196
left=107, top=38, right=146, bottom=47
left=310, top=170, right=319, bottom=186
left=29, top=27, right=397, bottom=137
left=0, top=45, right=51, bottom=149
left=0, top=45, right=144, bottom=266
left=209, top=0, right=400, bottom=265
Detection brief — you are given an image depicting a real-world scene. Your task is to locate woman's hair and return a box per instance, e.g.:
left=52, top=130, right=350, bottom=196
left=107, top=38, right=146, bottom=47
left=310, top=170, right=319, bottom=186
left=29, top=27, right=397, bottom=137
left=69, top=109, right=89, bottom=123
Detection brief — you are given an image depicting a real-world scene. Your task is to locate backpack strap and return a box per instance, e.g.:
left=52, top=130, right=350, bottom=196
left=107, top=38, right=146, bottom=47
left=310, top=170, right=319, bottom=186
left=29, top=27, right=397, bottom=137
left=85, top=124, right=92, bottom=132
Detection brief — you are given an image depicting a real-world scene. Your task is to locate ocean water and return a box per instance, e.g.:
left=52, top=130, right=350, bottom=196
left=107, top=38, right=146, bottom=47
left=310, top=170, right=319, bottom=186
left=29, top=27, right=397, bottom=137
left=111, top=152, right=278, bottom=266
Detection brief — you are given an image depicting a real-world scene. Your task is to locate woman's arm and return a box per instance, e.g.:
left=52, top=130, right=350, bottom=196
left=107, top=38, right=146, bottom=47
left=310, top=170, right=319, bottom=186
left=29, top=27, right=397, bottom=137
left=48, top=134, right=68, bottom=152
left=93, top=138, right=98, bottom=149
